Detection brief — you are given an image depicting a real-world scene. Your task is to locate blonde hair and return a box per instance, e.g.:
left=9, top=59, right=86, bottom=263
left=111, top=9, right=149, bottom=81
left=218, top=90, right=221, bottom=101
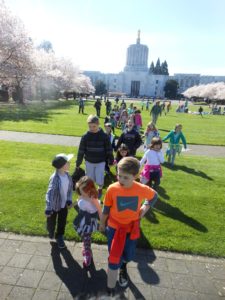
left=87, top=115, right=99, bottom=124
left=147, top=122, right=157, bottom=131
left=175, top=124, right=182, bottom=130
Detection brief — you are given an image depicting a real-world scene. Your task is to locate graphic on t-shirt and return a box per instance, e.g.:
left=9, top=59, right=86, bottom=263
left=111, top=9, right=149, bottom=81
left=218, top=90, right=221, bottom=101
left=117, top=196, right=138, bottom=212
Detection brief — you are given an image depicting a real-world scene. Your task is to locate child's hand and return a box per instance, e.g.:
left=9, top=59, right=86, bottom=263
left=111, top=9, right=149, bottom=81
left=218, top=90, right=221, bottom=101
left=45, top=210, right=52, bottom=218
left=66, top=200, right=73, bottom=209
left=99, top=223, right=105, bottom=233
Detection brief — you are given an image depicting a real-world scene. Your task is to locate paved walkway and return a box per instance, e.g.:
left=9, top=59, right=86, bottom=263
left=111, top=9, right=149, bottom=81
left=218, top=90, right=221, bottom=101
left=1, top=130, right=225, bottom=157
left=0, top=232, right=224, bottom=300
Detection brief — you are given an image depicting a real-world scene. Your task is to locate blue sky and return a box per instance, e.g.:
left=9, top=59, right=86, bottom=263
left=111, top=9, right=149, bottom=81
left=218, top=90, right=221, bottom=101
left=7, top=0, right=225, bottom=75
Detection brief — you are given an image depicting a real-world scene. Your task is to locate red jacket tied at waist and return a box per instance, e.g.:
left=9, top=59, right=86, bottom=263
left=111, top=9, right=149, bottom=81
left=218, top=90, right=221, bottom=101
left=108, top=216, right=140, bottom=264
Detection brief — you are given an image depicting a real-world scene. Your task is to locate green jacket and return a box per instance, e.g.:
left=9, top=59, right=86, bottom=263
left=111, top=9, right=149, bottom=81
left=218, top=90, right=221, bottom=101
left=162, top=130, right=187, bottom=148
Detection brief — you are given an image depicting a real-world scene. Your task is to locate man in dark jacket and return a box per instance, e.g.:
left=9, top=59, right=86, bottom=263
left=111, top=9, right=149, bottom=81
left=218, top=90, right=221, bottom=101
left=76, top=115, right=114, bottom=198
left=116, top=119, right=142, bottom=156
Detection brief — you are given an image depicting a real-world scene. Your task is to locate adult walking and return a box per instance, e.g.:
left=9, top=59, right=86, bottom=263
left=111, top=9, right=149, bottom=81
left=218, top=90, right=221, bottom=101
left=150, top=100, right=162, bottom=125
left=94, top=99, right=102, bottom=117
left=78, top=97, right=85, bottom=114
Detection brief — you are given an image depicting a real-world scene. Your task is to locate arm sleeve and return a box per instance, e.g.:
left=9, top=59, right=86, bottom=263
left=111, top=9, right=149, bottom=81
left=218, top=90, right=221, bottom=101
left=140, top=151, right=147, bottom=167
left=76, top=136, right=85, bottom=167
left=67, top=176, right=73, bottom=202
left=102, top=205, right=111, bottom=214
left=143, top=190, right=158, bottom=208
left=105, top=135, right=114, bottom=164
left=134, top=132, right=143, bottom=150
left=115, top=133, right=124, bottom=151
left=45, top=176, right=55, bottom=211
left=162, top=131, right=172, bottom=142
left=181, top=133, right=187, bottom=148
left=157, top=150, right=164, bottom=163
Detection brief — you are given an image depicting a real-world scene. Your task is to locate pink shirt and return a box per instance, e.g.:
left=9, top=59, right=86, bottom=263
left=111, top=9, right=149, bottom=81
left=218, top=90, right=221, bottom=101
left=134, top=114, right=142, bottom=126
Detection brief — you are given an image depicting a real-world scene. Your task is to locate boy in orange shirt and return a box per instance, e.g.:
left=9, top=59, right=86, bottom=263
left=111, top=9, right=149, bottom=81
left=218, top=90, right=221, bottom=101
left=99, top=157, right=157, bottom=295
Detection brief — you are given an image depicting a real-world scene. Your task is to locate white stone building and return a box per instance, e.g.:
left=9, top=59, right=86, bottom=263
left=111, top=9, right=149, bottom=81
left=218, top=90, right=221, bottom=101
left=84, top=31, right=225, bottom=97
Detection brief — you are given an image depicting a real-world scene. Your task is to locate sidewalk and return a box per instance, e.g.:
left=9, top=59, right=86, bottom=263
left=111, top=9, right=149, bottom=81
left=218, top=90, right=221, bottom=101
left=0, top=232, right=224, bottom=300
left=1, top=130, right=225, bottom=157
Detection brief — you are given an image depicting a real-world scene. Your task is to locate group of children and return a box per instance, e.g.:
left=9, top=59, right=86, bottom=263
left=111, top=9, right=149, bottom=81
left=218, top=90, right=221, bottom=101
left=104, top=102, right=143, bottom=133
left=45, top=113, right=187, bottom=295
left=45, top=153, right=157, bottom=295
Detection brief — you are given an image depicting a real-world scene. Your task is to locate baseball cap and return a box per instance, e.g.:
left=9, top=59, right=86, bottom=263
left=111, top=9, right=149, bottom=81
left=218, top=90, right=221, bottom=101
left=52, top=153, right=74, bottom=169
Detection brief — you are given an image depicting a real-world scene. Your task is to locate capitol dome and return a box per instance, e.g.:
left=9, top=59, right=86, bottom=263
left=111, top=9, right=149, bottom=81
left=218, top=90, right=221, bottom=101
left=124, top=30, right=149, bottom=72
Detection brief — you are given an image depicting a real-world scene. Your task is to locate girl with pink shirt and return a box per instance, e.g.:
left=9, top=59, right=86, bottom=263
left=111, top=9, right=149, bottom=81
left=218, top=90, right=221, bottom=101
left=134, top=109, right=142, bottom=133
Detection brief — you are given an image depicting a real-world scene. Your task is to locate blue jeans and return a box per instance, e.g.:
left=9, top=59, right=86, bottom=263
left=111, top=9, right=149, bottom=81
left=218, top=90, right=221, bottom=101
left=106, top=226, right=137, bottom=270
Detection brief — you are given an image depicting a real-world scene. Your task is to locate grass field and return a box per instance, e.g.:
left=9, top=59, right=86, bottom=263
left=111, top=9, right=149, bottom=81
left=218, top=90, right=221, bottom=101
left=0, top=99, right=225, bottom=145
left=0, top=140, right=224, bottom=257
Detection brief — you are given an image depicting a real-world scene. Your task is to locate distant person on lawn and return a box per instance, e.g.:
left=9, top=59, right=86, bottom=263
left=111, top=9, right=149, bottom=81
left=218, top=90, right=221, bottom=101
left=76, top=115, right=114, bottom=199
left=45, top=153, right=74, bottom=249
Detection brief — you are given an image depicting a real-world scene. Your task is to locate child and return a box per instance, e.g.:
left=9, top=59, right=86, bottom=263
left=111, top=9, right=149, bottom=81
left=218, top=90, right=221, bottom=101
left=45, top=153, right=74, bottom=249
left=116, top=119, right=142, bottom=156
left=114, top=143, right=130, bottom=174
left=114, top=143, right=129, bottom=165
left=144, top=122, right=160, bottom=150
left=73, top=176, right=102, bottom=267
left=133, top=109, right=142, bottom=133
left=76, top=115, right=114, bottom=199
left=140, top=137, right=164, bottom=189
left=119, top=110, right=129, bottom=131
left=162, top=124, right=187, bottom=166
left=99, top=157, right=157, bottom=295
left=104, top=123, right=116, bottom=174
left=109, top=113, right=117, bottom=133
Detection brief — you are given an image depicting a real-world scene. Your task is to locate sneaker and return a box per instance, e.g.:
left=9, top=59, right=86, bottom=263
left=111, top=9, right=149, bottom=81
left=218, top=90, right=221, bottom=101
left=119, top=266, right=128, bottom=287
left=97, top=188, right=102, bottom=199
left=57, top=236, right=66, bottom=249
left=82, top=249, right=92, bottom=267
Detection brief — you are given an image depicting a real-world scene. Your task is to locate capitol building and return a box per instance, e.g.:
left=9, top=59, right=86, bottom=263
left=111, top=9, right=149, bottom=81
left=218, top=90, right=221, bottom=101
left=84, top=31, right=225, bottom=98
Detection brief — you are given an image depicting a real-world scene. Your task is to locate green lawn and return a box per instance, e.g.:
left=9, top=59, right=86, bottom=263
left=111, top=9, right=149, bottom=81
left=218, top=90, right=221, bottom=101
left=0, top=140, right=224, bottom=257
left=0, top=100, right=225, bottom=145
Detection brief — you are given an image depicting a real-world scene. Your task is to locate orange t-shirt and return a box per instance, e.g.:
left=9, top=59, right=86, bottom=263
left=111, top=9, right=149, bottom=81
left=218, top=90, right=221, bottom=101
left=103, top=181, right=156, bottom=228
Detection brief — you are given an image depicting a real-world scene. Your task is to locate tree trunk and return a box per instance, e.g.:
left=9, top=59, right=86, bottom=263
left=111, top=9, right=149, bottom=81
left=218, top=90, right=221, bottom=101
left=13, top=85, right=24, bottom=104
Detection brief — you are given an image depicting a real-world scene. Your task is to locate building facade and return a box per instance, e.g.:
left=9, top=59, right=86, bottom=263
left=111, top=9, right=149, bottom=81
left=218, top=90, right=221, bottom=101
left=84, top=31, right=225, bottom=98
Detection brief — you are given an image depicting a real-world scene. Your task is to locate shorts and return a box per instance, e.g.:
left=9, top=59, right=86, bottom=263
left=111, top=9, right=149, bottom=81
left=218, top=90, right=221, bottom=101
left=85, top=161, right=105, bottom=186
left=106, top=226, right=137, bottom=270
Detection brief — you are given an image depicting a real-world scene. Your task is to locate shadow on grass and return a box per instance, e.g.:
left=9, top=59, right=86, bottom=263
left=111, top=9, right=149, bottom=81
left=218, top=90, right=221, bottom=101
left=163, top=162, right=213, bottom=181
left=157, top=185, right=170, bottom=200
left=158, top=128, right=171, bottom=132
left=154, top=199, right=208, bottom=232
left=0, top=101, right=74, bottom=123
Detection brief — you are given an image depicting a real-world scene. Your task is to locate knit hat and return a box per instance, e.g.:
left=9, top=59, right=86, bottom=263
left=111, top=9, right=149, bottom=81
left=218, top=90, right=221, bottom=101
left=52, top=153, right=74, bottom=169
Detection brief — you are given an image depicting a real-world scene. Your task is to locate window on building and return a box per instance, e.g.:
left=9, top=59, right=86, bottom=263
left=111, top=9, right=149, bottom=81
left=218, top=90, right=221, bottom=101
left=156, top=80, right=159, bottom=84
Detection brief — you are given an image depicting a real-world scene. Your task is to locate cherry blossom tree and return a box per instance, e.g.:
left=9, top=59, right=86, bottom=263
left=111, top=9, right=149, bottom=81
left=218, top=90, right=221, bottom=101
left=183, top=82, right=225, bottom=100
left=0, top=0, right=35, bottom=103
left=0, top=0, right=94, bottom=102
